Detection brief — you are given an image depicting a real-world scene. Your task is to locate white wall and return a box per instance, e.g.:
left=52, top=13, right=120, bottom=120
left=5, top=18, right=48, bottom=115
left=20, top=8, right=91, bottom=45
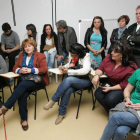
left=0, top=0, right=140, bottom=47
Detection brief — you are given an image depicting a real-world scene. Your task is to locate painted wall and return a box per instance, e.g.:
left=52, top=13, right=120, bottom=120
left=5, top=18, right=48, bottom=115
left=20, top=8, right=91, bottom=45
left=0, top=0, right=139, bottom=48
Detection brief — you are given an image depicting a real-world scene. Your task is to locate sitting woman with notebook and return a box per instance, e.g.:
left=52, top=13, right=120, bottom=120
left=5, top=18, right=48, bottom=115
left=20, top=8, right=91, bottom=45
left=43, top=43, right=92, bottom=125
left=0, top=39, right=49, bottom=131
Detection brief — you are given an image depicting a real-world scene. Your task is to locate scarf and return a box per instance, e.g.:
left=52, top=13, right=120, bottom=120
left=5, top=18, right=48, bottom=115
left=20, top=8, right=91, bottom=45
left=118, top=26, right=127, bottom=39
left=21, top=52, right=35, bottom=68
left=69, top=57, right=79, bottom=68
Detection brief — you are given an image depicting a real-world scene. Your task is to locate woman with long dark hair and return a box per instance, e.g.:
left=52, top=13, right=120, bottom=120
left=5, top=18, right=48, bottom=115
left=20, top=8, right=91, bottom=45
left=92, top=41, right=138, bottom=113
left=24, top=24, right=40, bottom=52
left=43, top=43, right=92, bottom=125
left=40, top=24, right=58, bottom=68
left=84, top=16, right=107, bottom=68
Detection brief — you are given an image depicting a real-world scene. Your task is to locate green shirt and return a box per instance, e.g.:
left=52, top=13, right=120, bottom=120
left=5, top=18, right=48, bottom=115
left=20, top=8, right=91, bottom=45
left=128, top=68, right=140, bottom=104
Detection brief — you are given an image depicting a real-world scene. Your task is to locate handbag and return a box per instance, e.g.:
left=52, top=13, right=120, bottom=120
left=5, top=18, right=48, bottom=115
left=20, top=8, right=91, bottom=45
left=20, top=73, right=42, bottom=83
left=68, top=61, right=90, bottom=79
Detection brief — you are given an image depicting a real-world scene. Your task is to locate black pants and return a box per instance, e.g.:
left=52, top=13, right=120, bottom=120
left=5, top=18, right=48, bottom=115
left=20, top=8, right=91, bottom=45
left=95, top=79, right=124, bottom=113
left=0, top=48, right=20, bottom=72
left=4, top=79, right=45, bottom=121
left=134, top=55, right=140, bottom=68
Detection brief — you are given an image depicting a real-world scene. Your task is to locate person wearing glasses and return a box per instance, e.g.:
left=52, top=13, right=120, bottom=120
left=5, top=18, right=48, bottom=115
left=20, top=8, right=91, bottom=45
left=92, top=41, right=138, bottom=113
left=84, top=16, right=107, bottom=69
left=108, top=15, right=130, bottom=54
left=0, top=39, right=49, bottom=131
left=55, top=20, right=77, bottom=66
left=43, top=43, right=92, bottom=125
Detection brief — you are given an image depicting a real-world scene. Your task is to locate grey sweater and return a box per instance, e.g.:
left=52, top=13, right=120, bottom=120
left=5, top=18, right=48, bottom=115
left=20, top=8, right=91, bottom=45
left=0, top=55, right=8, bottom=74
left=109, top=102, right=140, bottom=134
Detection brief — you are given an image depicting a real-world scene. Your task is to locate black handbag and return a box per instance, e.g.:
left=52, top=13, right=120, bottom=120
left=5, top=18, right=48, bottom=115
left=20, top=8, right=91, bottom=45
left=68, top=61, right=90, bottom=79
left=20, top=73, right=42, bottom=83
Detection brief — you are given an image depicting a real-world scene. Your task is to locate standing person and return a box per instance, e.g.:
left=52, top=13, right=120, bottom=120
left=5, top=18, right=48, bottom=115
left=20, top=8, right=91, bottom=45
left=56, top=20, right=77, bottom=66
left=121, top=5, right=140, bottom=67
left=40, top=24, right=58, bottom=69
left=43, top=43, right=92, bottom=125
left=108, top=15, right=130, bottom=53
left=92, top=42, right=138, bottom=113
left=0, top=23, right=20, bottom=72
left=84, top=16, right=107, bottom=68
left=24, top=24, right=40, bottom=52
left=0, top=39, right=49, bottom=131
left=100, top=68, right=140, bottom=140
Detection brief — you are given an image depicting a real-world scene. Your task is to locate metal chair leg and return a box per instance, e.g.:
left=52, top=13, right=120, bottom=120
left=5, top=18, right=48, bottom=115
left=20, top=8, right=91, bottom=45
left=44, top=87, right=49, bottom=101
left=76, top=90, right=82, bottom=119
left=34, top=90, right=37, bottom=120
left=91, top=88, right=95, bottom=110
left=2, top=88, right=4, bottom=103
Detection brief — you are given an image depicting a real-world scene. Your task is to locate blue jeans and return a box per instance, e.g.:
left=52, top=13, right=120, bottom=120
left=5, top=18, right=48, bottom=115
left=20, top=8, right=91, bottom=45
left=4, top=80, right=44, bottom=121
left=57, top=52, right=68, bottom=66
left=100, top=112, right=139, bottom=140
left=44, top=50, right=57, bottom=68
left=52, top=76, right=92, bottom=115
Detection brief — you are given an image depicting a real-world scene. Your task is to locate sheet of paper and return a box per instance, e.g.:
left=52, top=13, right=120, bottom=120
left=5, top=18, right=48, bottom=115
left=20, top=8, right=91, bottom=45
left=0, top=72, right=19, bottom=78
left=48, top=68, right=63, bottom=75
left=90, top=69, right=107, bottom=78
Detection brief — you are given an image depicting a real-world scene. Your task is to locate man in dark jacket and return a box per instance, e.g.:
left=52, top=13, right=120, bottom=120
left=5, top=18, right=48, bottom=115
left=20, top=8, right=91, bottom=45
left=56, top=20, right=77, bottom=66
left=121, top=5, right=140, bottom=67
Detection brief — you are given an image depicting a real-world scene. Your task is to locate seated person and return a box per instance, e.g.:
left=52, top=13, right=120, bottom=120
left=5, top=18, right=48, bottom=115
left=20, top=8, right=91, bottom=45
left=40, top=24, right=58, bottom=69
left=24, top=24, right=40, bottom=52
left=43, top=43, right=92, bottom=125
left=0, top=23, right=20, bottom=72
left=0, top=39, right=49, bottom=131
left=100, top=68, right=140, bottom=140
left=0, top=55, right=8, bottom=87
left=92, top=41, right=138, bottom=113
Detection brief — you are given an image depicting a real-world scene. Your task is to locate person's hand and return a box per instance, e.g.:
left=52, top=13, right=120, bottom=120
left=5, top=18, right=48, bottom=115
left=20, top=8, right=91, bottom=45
left=57, top=55, right=64, bottom=61
left=58, top=66, right=65, bottom=71
left=102, top=86, right=111, bottom=92
left=125, top=101, right=133, bottom=108
left=56, top=54, right=59, bottom=58
left=20, top=67, right=27, bottom=74
left=130, top=103, right=140, bottom=110
left=92, top=49, right=97, bottom=55
left=92, top=75, right=99, bottom=85
left=25, top=68, right=31, bottom=73
left=6, top=49, right=12, bottom=53
left=95, top=51, right=101, bottom=55
left=61, top=69, right=68, bottom=74
left=3, top=50, right=7, bottom=53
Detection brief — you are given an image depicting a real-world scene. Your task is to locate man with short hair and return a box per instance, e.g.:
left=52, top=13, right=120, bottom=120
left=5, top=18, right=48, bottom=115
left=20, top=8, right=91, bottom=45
left=56, top=20, right=77, bottom=65
left=121, top=5, right=140, bottom=67
left=0, top=23, right=20, bottom=71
